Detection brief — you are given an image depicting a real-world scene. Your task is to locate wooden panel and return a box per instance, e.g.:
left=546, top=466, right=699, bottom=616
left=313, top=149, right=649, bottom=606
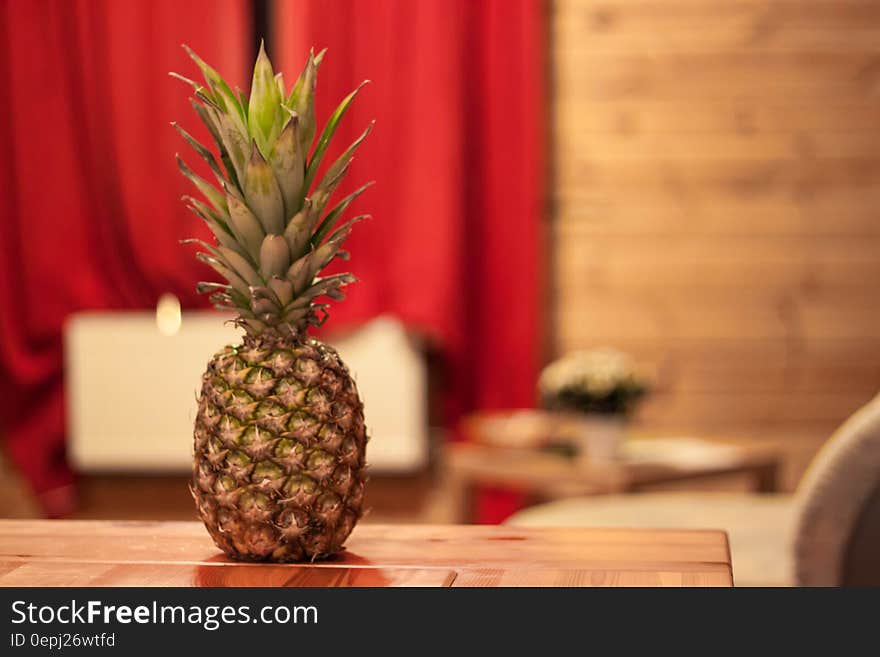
left=559, top=101, right=880, bottom=136
left=557, top=0, right=880, bottom=55
left=0, top=521, right=732, bottom=587
left=560, top=52, right=880, bottom=101
left=552, top=0, right=880, bottom=466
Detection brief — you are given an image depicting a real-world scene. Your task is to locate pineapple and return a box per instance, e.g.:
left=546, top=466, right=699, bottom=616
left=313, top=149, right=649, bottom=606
left=172, top=43, right=372, bottom=561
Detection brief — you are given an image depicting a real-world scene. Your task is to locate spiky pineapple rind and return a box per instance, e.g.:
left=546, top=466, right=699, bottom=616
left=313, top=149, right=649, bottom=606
left=193, top=335, right=368, bottom=561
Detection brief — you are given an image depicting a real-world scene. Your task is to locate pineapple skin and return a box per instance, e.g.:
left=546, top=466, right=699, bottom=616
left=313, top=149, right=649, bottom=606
left=192, top=334, right=367, bottom=562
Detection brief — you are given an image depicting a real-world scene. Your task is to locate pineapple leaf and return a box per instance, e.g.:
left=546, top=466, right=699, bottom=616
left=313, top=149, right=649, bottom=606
left=195, top=252, right=250, bottom=296
left=326, top=214, right=369, bottom=245
left=286, top=48, right=326, bottom=106
left=243, top=143, right=285, bottom=235
left=196, top=281, right=231, bottom=293
left=208, top=291, right=234, bottom=306
left=309, top=162, right=349, bottom=219
left=305, top=219, right=360, bottom=282
left=311, top=182, right=374, bottom=247
left=182, top=195, right=230, bottom=229
left=182, top=195, right=250, bottom=257
left=286, top=255, right=314, bottom=295
left=302, top=273, right=357, bottom=301
left=248, top=41, right=283, bottom=153
left=171, top=122, right=226, bottom=184
left=212, top=107, right=252, bottom=186
left=283, top=199, right=313, bottom=260
left=188, top=239, right=262, bottom=293
left=283, top=305, right=313, bottom=324
left=258, top=235, right=291, bottom=279
left=190, top=99, right=242, bottom=191
left=169, top=72, right=205, bottom=92
left=306, top=122, right=373, bottom=215
left=287, top=49, right=322, bottom=157
left=183, top=44, right=248, bottom=125
left=217, top=246, right=263, bottom=287
left=324, top=121, right=374, bottom=181
left=304, top=81, right=370, bottom=192
left=177, top=156, right=227, bottom=214
left=270, top=116, right=306, bottom=219
left=268, top=276, right=295, bottom=306
left=226, top=193, right=265, bottom=261
left=194, top=88, right=222, bottom=111
left=177, top=45, right=371, bottom=333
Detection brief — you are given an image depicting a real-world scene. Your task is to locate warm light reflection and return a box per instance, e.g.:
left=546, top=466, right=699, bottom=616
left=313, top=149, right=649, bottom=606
left=155, top=293, right=182, bottom=336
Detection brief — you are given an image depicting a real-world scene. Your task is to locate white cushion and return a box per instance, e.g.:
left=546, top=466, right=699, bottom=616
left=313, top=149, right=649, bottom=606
left=507, top=492, right=795, bottom=586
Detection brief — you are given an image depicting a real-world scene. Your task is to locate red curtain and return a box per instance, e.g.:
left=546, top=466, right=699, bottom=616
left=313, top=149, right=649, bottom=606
left=0, top=0, right=543, bottom=523
left=274, top=0, right=546, bottom=522
left=0, top=0, right=250, bottom=515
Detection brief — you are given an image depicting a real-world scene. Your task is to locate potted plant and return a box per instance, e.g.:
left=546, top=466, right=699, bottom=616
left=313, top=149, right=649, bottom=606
left=538, top=348, right=647, bottom=462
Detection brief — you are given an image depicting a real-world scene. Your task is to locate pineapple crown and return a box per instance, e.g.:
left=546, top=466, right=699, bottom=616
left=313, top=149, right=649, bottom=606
left=172, top=42, right=372, bottom=338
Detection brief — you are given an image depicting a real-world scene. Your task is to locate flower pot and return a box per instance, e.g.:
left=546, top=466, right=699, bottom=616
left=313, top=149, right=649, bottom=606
left=575, top=414, right=625, bottom=463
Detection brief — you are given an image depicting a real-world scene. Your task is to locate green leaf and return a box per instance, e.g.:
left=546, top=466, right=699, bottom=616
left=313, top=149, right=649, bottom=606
left=270, top=116, right=306, bottom=219
left=304, top=81, right=369, bottom=192
left=226, top=193, right=265, bottom=261
left=189, top=100, right=240, bottom=191
left=169, top=71, right=204, bottom=93
left=217, top=246, right=262, bottom=287
left=258, top=235, right=291, bottom=279
left=195, top=252, right=250, bottom=296
left=183, top=44, right=247, bottom=125
left=283, top=199, right=312, bottom=260
left=213, top=108, right=252, bottom=185
left=171, top=122, right=226, bottom=184
left=311, top=182, right=373, bottom=247
left=243, top=144, right=285, bottom=235
left=305, top=217, right=361, bottom=281
left=287, top=48, right=326, bottom=105
left=287, top=49, right=323, bottom=157
left=182, top=195, right=248, bottom=257
left=267, top=276, right=294, bottom=306
left=306, top=122, right=374, bottom=216
left=248, top=41, right=283, bottom=152
left=286, top=255, right=314, bottom=295
left=176, top=156, right=227, bottom=214
left=302, top=273, right=356, bottom=301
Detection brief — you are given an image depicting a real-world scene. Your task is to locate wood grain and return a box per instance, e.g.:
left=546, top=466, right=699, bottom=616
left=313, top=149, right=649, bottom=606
left=552, top=0, right=880, bottom=462
left=0, top=561, right=455, bottom=588
left=452, top=568, right=732, bottom=587
left=0, top=521, right=732, bottom=587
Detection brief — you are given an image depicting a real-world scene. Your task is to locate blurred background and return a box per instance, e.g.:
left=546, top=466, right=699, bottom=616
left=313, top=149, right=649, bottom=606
left=2, top=0, right=880, bottom=585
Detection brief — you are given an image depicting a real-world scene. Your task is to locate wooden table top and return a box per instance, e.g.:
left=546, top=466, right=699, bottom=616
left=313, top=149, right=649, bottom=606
left=445, top=438, right=779, bottom=496
left=0, top=520, right=732, bottom=587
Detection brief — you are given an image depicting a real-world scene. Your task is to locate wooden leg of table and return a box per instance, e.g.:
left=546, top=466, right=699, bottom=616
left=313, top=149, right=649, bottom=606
left=752, top=462, right=780, bottom=493
left=461, top=482, right=478, bottom=524
left=426, top=464, right=475, bottom=524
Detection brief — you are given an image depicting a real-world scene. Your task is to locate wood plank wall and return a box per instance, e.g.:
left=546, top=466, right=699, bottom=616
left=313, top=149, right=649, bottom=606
left=551, top=0, right=880, bottom=472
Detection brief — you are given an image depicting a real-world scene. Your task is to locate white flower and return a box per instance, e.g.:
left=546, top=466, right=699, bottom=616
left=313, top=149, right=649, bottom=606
left=538, top=348, right=643, bottom=399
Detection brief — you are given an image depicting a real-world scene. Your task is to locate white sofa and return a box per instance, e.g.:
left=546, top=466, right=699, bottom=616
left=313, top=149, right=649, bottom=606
left=508, top=393, right=880, bottom=587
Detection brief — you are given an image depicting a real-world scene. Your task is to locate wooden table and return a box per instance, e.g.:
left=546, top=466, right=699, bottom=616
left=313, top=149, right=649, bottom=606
left=0, top=520, right=732, bottom=587
left=443, top=438, right=781, bottom=523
